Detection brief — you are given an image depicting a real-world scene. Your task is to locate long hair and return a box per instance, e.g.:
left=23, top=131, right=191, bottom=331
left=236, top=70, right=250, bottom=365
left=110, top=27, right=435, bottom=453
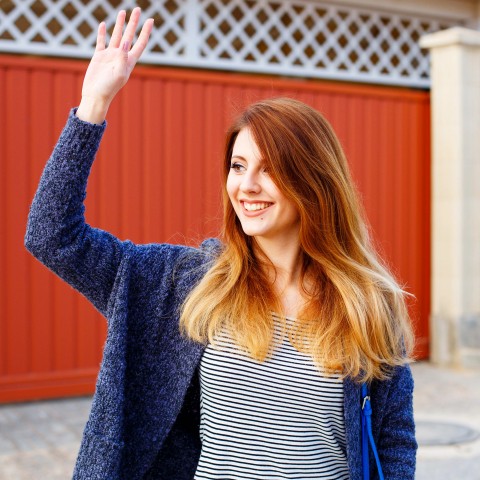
left=180, top=97, right=414, bottom=382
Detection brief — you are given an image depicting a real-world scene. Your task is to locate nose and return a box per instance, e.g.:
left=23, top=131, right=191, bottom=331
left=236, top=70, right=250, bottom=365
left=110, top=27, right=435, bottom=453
left=239, top=170, right=261, bottom=194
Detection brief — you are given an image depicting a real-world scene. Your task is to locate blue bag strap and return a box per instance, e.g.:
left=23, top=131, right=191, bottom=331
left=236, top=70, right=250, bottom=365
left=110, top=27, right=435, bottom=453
left=361, top=384, right=370, bottom=479
left=361, top=383, right=384, bottom=480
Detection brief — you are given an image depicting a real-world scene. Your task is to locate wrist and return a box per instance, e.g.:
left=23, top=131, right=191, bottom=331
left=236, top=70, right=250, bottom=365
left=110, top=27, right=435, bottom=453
left=76, top=97, right=111, bottom=124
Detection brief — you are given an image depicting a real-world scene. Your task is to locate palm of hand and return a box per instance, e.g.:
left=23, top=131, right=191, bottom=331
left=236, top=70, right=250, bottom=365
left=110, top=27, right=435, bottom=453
left=82, top=48, right=131, bottom=103
left=81, top=8, right=153, bottom=105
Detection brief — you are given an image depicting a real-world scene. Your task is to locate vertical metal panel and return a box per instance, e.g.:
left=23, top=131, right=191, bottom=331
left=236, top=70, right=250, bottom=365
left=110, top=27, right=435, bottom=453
left=0, top=54, right=430, bottom=402
left=5, top=66, right=30, bottom=378
left=0, top=66, right=5, bottom=380
left=29, top=69, right=55, bottom=376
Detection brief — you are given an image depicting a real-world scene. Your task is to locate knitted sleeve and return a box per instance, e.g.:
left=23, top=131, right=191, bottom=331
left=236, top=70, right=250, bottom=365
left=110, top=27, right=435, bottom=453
left=372, top=364, right=417, bottom=480
left=25, top=108, right=129, bottom=318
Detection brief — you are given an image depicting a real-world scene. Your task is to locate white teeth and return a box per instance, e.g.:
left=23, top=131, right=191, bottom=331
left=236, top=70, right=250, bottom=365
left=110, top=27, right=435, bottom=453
left=243, top=202, right=272, bottom=211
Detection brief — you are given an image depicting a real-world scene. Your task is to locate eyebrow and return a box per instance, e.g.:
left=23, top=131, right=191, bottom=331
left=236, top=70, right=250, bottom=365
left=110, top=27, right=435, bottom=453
left=231, top=155, right=265, bottom=163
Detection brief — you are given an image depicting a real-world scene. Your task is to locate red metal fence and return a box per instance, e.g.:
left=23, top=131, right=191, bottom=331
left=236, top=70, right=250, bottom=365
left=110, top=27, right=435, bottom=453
left=0, top=54, right=430, bottom=401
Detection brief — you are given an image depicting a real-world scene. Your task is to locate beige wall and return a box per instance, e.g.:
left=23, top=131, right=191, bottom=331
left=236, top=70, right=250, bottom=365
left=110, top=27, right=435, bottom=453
left=333, top=0, right=480, bottom=21
left=421, top=27, right=480, bottom=367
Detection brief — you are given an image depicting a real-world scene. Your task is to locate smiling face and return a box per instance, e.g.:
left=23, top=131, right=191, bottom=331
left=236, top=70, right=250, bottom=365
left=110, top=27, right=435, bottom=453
left=226, top=128, right=300, bottom=246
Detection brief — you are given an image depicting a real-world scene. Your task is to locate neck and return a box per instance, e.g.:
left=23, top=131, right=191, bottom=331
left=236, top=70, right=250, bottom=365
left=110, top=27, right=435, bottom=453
left=254, top=237, right=308, bottom=318
left=254, top=236, right=302, bottom=289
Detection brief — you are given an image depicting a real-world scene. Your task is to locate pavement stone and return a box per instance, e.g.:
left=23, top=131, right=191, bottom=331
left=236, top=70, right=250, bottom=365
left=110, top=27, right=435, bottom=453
left=413, top=362, right=480, bottom=480
left=0, top=361, right=478, bottom=479
left=0, top=398, right=91, bottom=480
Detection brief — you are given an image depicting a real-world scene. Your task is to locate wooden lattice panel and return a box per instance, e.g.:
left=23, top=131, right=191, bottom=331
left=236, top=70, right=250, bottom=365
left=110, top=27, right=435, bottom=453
left=0, top=0, right=462, bottom=86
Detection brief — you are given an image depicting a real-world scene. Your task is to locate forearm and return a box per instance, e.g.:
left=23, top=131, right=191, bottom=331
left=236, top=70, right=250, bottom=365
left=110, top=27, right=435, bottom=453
left=76, top=97, right=110, bottom=125
left=24, top=109, right=127, bottom=316
left=25, top=109, right=106, bottom=254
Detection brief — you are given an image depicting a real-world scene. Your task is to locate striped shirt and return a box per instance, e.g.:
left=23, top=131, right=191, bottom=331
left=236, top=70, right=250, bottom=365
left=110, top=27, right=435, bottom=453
left=195, top=315, right=349, bottom=479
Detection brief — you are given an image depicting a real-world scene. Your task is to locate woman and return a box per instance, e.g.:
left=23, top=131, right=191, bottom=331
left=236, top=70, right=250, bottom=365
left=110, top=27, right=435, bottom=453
left=25, top=7, right=417, bottom=480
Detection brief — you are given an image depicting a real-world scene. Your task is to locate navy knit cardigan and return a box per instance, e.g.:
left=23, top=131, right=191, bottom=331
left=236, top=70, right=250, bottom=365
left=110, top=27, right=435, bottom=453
left=25, top=110, right=417, bottom=480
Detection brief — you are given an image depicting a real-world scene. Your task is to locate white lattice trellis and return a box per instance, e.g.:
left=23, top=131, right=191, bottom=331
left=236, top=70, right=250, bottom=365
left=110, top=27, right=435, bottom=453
left=0, top=0, right=463, bottom=87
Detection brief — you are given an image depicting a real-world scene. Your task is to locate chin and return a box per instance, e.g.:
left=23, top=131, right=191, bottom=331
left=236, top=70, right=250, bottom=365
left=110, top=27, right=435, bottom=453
left=241, top=229, right=263, bottom=237
left=242, top=230, right=273, bottom=241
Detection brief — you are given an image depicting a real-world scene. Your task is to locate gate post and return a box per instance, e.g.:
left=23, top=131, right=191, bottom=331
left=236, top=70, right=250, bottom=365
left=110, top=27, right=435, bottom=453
left=420, top=28, right=480, bottom=367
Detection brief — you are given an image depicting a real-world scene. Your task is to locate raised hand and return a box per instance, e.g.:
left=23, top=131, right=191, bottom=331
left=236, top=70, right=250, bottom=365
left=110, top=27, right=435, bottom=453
left=76, top=7, right=154, bottom=124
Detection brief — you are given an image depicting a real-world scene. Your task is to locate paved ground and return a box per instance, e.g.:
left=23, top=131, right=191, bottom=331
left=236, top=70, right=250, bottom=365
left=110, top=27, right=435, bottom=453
left=0, top=361, right=479, bottom=479
left=412, top=362, right=480, bottom=479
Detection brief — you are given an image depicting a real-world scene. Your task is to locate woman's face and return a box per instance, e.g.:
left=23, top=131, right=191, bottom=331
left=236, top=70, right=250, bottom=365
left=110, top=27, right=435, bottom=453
left=227, top=128, right=300, bottom=246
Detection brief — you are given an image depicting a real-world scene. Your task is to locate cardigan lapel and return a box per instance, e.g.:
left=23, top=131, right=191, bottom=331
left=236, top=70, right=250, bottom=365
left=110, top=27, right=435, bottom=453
left=344, top=376, right=363, bottom=480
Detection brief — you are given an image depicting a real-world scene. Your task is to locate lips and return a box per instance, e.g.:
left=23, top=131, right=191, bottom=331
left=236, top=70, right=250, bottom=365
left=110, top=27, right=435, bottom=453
left=240, top=200, right=273, bottom=216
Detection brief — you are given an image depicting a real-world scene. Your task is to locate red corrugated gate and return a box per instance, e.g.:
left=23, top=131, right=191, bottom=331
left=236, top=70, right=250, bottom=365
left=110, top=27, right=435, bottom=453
left=0, top=54, right=430, bottom=402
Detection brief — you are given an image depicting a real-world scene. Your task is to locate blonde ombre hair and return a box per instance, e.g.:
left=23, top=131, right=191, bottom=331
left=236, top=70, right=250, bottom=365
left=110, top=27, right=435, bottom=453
left=180, top=97, right=414, bottom=382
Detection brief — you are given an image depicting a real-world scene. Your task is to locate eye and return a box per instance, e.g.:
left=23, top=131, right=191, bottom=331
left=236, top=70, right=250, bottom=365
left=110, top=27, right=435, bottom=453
left=230, top=162, right=245, bottom=173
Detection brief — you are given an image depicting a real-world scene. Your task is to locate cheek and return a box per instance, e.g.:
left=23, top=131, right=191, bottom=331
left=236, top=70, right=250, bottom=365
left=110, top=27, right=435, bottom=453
left=278, top=194, right=300, bottom=224
left=287, top=199, right=300, bottom=221
left=226, top=175, right=237, bottom=204
left=290, top=206, right=301, bottom=224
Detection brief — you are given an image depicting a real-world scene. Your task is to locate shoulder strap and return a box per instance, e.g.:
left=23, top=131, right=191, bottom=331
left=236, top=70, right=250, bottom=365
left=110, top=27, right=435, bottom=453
left=361, top=383, right=384, bottom=480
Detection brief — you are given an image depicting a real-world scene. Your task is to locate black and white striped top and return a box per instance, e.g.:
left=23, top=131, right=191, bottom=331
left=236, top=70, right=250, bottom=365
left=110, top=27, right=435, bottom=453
left=194, top=315, right=349, bottom=479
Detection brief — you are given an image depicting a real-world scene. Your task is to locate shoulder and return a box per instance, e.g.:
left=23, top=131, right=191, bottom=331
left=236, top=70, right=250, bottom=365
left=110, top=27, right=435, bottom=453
left=371, top=363, right=414, bottom=398
left=129, top=237, right=222, bottom=269
left=127, top=238, right=223, bottom=289
left=343, top=364, right=414, bottom=419
left=369, top=363, right=415, bottom=434
left=118, top=238, right=223, bottom=321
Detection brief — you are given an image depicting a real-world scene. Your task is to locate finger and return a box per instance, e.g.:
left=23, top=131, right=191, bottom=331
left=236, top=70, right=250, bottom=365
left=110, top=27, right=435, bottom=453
left=95, top=22, right=106, bottom=51
left=129, top=18, right=154, bottom=63
left=109, top=10, right=126, bottom=48
left=121, top=7, right=141, bottom=50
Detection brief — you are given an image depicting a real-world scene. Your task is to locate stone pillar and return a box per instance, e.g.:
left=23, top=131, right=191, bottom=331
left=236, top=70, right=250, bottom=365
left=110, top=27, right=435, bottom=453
left=420, top=27, right=480, bottom=367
